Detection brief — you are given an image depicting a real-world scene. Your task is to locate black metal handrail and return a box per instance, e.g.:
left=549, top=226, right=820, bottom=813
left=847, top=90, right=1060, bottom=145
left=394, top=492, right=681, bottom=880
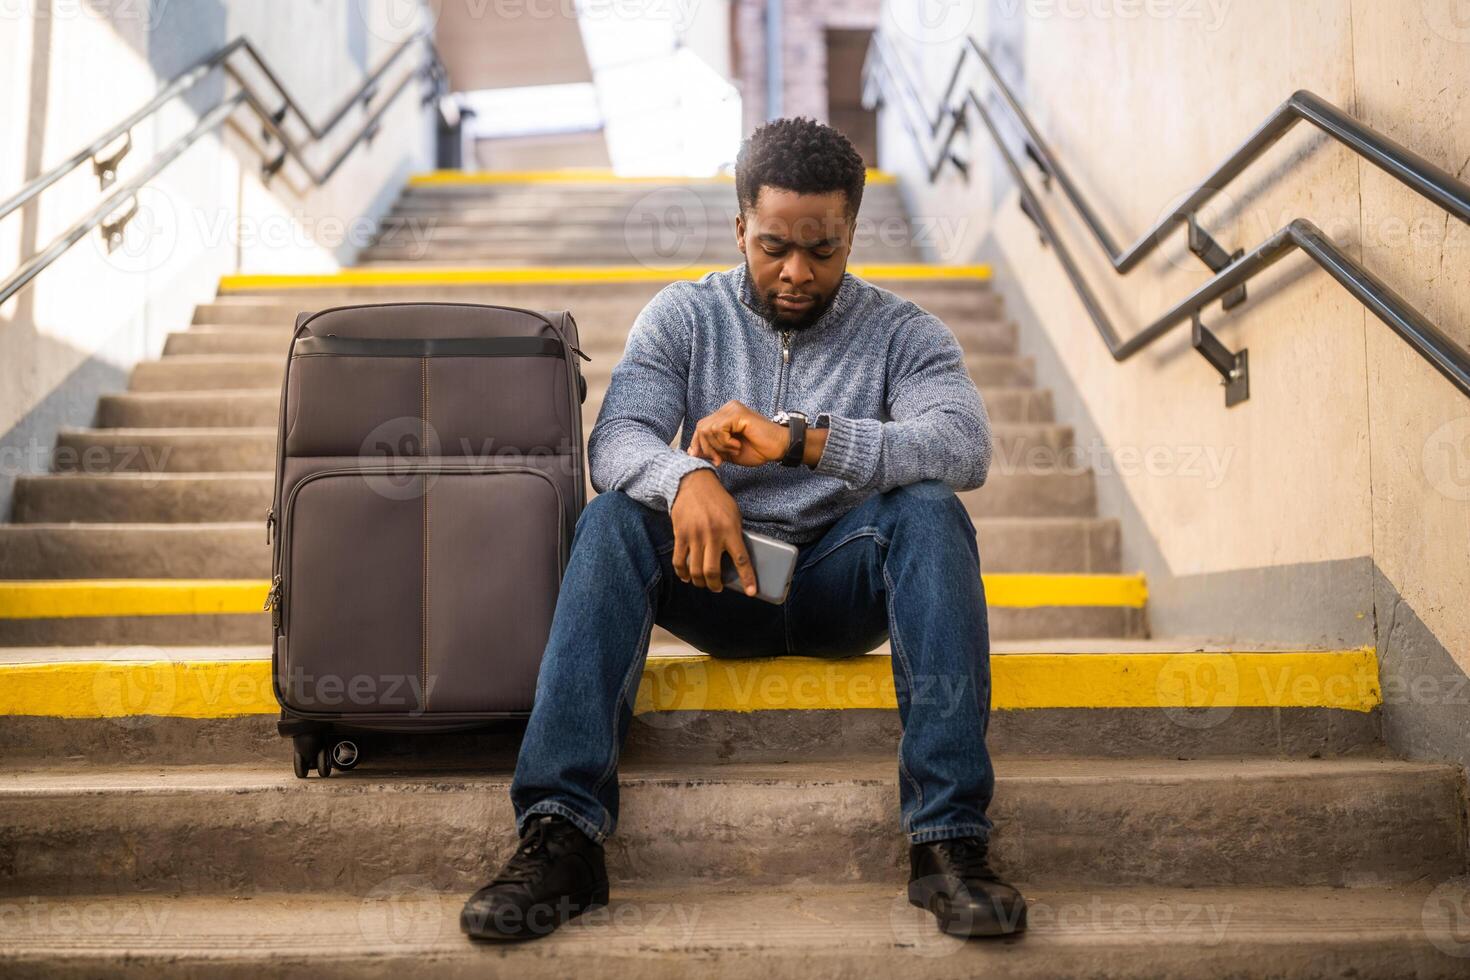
left=863, top=34, right=1470, bottom=405
left=0, top=32, right=446, bottom=307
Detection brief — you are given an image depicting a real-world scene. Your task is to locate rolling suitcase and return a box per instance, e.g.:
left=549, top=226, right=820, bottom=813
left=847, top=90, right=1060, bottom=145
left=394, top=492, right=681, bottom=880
left=264, top=302, right=590, bottom=777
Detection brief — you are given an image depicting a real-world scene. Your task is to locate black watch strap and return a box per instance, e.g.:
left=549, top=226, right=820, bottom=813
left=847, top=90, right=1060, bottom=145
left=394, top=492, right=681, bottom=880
left=780, top=413, right=807, bottom=467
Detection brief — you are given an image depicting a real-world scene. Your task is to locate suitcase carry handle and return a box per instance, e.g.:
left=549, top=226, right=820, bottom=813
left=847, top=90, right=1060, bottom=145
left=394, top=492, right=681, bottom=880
left=295, top=335, right=566, bottom=358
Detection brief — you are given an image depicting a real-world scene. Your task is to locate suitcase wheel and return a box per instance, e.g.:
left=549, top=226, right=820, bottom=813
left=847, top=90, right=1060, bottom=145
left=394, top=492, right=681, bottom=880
left=330, top=740, right=360, bottom=771
left=290, top=733, right=335, bottom=778
left=289, top=735, right=360, bottom=778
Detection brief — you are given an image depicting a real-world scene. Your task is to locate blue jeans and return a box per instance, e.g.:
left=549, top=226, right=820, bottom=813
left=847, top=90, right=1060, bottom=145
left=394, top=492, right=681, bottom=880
left=509, top=479, right=995, bottom=847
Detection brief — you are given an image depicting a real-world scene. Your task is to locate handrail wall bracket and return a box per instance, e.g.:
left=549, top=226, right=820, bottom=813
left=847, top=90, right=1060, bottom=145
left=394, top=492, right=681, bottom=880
left=91, top=132, right=132, bottom=191
left=1186, top=213, right=1247, bottom=311
left=1191, top=311, right=1250, bottom=407
left=99, top=196, right=140, bottom=253
left=263, top=104, right=289, bottom=143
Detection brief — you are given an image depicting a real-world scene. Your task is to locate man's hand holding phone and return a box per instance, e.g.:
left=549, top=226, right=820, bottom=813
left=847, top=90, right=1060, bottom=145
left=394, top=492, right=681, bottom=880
left=671, top=401, right=810, bottom=601
left=670, top=469, right=758, bottom=597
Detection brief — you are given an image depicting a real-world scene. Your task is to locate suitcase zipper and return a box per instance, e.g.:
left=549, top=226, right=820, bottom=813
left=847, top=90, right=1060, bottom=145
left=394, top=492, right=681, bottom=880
left=262, top=574, right=282, bottom=631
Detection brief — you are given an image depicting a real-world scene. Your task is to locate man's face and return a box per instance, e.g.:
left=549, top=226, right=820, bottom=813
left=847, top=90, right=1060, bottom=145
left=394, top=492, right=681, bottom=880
left=735, top=186, right=854, bottom=330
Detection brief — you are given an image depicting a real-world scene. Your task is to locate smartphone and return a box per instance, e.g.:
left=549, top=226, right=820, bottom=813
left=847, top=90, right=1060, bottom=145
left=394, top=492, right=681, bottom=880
left=720, top=529, right=799, bottom=604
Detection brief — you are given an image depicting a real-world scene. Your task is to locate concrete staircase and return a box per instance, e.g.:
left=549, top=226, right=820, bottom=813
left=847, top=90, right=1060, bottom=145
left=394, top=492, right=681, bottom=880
left=0, top=171, right=1465, bottom=975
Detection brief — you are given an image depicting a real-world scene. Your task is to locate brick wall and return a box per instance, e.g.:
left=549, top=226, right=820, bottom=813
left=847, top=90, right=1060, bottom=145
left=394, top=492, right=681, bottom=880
left=731, top=0, right=883, bottom=136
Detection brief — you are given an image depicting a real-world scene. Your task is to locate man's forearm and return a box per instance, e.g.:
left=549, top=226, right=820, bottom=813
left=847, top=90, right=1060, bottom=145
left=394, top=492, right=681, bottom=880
left=801, top=312, right=992, bottom=492
left=812, top=410, right=990, bottom=492
left=589, top=418, right=714, bottom=511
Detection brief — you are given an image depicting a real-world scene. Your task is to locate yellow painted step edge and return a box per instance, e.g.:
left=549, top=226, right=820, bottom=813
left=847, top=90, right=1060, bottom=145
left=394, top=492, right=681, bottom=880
left=0, top=580, right=268, bottom=619
left=407, top=168, right=897, bottom=186
left=0, top=574, right=1147, bottom=620
left=0, top=649, right=1380, bottom=718
left=217, top=263, right=992, bottom=291
left=636, top=649, right=1381, bottom=714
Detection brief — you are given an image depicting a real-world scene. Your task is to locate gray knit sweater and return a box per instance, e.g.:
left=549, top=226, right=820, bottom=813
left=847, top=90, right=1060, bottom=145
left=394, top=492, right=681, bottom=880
left=586, top=262, right=992, bottom=545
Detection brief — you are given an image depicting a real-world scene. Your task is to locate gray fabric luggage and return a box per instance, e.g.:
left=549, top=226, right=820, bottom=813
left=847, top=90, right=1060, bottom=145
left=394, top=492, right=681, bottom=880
left=264, top=302, right=589, bottom=776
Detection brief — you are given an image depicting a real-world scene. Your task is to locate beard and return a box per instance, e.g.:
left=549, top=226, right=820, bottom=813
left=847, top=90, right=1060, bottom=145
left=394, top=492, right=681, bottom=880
left=743, top=257, right=837, bottom=331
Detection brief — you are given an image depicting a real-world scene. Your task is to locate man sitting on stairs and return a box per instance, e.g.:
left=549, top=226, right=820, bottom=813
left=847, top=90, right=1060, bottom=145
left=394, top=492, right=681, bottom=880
left=461, top=116, right=1027, bottom=942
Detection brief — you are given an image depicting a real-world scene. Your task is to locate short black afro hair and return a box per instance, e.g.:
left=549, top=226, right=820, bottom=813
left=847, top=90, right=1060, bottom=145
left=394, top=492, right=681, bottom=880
left=735, top=116, right=866, bottom=223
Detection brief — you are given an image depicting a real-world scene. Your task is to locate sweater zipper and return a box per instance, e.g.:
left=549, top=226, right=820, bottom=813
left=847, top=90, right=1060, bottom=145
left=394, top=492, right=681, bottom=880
left=774, top=328, right=793, bottom=412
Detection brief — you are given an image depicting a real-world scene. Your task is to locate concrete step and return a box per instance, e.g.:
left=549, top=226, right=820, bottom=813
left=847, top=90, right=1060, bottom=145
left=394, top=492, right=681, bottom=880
left=204, top=277, right=1000, bottom=314
left=398, top=174, right=903, bottom=191
left=162, top=329, right=292, bottom=356
left=44, top=421, right=1080, bottom=474
left=0, top=757, right=1458, bottom=894
left=377, top=208, right=916, bottom=233
left=364, top=226, right=926, bottom=257
left=0, top=599, right=1140, bottom=652
left=191, top=292, right=1006, bottom=331
left=392, top=186, right=907, bottom=204
left=0, top=517, right=1121, bottom=579
left=357, top=244, right=925, bottom=265
left=0, top=523, right=269, bottom=578
left=0, top=603, right=1141, bottom=648
left=97, top=391, right=280, bottom=429
left=127, top=356, right=280, bottom=392
left=95, top=385, right=1055, bottom=429
left=384, top=199, right=912, bottom=219
left=388, top=185, right=900, bottom=206
left=393, top=187, right=907, bottom=206
left=52, top=427, right=276, bottom=472
left=9, top=467, right=1096, bottom=524
left=0, top=642, right=1384, bottom=766
left=5, top=882, right=1467, bottom=977
left=168, top=319, right=1022, bottom=357
left=0, top=612, right=268, bottom=647
left=0, top=562, right=1141, bottom=644
left=175, top=314, right=1022, bottom=359
left=127, top=353, right=1034, bottom=393
left=372, top=214, right=914, bottom=241
left=394, top=181, right=906, bottom=201
left=375, top=205, right=910, bottom=225
left=12, top=473, right=271, bottom=522
left=193, top=285, right=1000, bottom=314
left=360, top=244, right=747, bottom=262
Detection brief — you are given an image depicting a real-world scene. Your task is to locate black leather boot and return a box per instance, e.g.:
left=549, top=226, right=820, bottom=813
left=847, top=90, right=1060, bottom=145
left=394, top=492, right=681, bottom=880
left=460, top=813, right=610, bottom=940
left=908, top=836, right=1027, bottom=937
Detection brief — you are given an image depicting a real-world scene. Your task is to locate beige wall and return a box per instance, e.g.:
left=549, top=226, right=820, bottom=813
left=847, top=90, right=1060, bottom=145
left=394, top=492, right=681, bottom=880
left=0, top=1, right=434, bottom=513
left=428, top=0, right=592, bottom=91
left=879, top=2, right=1469, bottom=691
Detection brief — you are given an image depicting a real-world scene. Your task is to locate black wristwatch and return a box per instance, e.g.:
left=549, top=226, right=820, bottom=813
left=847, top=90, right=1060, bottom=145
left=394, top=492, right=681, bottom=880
left=772, top=410, right=808, bottom=467
left=772, top=411, right=830, bottom=467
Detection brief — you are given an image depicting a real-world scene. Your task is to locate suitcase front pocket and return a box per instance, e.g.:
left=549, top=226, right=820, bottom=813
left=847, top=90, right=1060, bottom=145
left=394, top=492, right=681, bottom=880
left=285, top=336, right=574, bottom=458
left=278, top=462, right=565, bottom=718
